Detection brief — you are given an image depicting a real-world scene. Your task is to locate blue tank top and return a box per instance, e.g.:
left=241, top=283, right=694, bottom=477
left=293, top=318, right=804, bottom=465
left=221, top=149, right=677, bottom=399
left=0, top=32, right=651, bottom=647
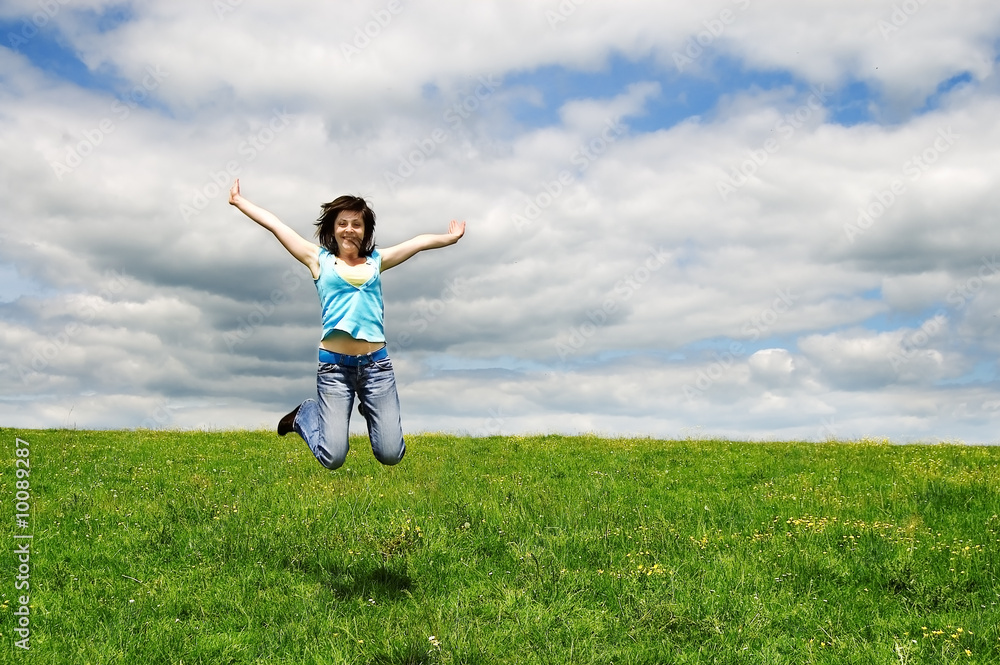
left=314, top=248, right=385, bottom=343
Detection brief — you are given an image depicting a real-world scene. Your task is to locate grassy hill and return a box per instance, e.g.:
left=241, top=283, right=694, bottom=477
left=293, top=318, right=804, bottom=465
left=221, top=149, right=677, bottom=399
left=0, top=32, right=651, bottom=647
left=4, top=429, right=1000, bottom=663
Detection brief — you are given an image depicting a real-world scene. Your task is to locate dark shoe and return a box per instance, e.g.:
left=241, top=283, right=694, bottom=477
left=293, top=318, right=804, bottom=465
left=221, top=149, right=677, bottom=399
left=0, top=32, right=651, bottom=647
left=277, top=405, right=300, bottom=436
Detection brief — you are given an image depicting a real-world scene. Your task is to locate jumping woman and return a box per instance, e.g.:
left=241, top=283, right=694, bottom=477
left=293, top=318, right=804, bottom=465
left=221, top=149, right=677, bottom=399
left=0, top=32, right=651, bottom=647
left=229, top=179, right=465, bottom=469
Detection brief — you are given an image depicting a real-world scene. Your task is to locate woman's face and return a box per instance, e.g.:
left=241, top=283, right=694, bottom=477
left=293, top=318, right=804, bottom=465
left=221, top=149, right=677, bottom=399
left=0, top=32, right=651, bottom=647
left=334, top=210, right=366, bottom=256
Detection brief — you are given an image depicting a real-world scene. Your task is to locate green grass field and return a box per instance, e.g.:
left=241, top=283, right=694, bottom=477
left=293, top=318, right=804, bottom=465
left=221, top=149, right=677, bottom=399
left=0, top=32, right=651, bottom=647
left=3, top=429, right=1000, bottom=664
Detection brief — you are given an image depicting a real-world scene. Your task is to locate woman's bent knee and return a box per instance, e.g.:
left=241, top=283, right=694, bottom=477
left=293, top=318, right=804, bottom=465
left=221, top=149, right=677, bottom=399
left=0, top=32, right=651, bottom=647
left=313, top=446, right=348, bottom=470
left=374, top=441, right=405, bottom=466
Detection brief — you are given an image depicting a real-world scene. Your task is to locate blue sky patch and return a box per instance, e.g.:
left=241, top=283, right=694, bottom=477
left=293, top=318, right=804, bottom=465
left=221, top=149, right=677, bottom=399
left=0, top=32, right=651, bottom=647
left=859, top=308, right=949, bottom=335
left=88, top=4, right=134, bottom=33
left=2, top=18, right=106, bottom=89
left=935, top=360, right=997, bottom=387
left=825, top=79, right=877, bottom=126
left=2, top=4, right=135, bottom=95
left=0, top=263, right=55, bottom=302
left=500, top=50, right=978, bottom=135
left=504, top=53, right=812, bottom=134
left=918, top=71, right=974, bottom=114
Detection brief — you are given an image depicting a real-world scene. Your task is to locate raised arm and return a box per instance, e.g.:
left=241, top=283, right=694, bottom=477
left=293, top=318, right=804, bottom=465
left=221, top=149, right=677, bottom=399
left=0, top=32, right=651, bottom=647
left=229, top=180, right=321, bottom=279
left=379, top=219, right=466, bottom=271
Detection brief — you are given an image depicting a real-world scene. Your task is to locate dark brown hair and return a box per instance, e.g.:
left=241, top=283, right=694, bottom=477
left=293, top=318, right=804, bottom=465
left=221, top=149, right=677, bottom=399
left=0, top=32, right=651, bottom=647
left=314, top=195, right=376, bottom=256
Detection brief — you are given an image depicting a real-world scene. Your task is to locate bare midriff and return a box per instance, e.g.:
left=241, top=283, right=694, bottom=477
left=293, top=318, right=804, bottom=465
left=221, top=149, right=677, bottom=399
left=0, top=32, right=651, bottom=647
left=319, top=330, right=385, bottom=356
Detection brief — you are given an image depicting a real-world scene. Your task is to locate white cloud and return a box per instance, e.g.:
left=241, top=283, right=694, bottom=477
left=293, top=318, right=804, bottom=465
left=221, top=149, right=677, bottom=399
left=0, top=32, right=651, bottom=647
left=748, top=348, right=796, bottom=386
left=1, top=1, right=999, bottom=443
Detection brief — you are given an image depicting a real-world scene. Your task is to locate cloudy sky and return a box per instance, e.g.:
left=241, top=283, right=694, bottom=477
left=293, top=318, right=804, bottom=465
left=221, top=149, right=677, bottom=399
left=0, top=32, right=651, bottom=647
left=2, top=0, right=999, bottom=443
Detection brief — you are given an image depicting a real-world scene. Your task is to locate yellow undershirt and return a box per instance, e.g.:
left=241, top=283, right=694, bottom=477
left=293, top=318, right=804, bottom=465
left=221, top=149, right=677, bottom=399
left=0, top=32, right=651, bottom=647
left=334, top=259, right=375, bottom=287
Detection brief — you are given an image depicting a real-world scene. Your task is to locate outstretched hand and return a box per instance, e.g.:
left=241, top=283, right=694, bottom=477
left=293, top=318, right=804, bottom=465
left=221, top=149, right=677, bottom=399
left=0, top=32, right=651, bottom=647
left=448, top=219, right=466, bottom=241
left=228, top=179, right=241, bottom=206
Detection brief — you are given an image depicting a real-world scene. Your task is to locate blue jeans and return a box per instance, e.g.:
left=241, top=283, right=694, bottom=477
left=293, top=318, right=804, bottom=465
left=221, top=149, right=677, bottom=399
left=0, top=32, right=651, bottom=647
left=292, top=347, right=405, bottom=470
